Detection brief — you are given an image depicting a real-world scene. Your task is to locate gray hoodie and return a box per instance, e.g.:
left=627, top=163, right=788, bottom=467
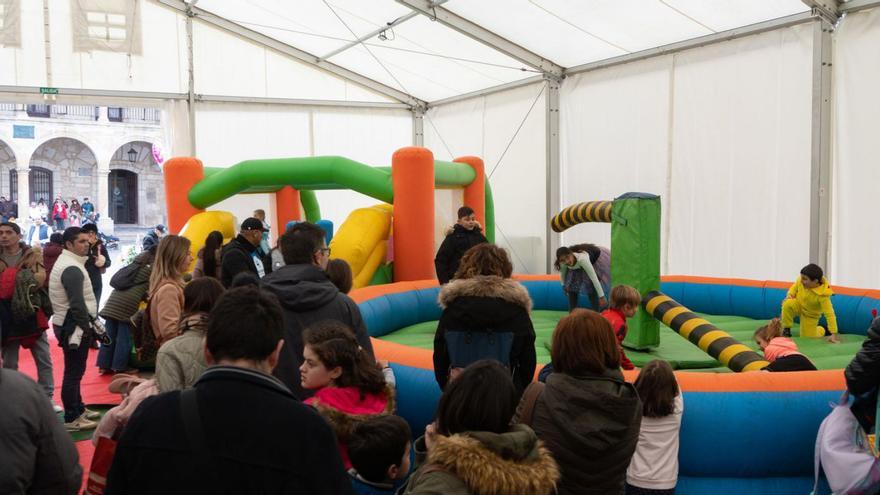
left=261, top=264, right=373, bottom=399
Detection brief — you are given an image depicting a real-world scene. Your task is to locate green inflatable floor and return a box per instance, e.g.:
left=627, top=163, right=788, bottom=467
left=378, top=310, right=862, bottom=371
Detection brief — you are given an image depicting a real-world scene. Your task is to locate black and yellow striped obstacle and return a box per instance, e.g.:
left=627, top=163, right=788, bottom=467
left=643, top=291, right=770, bottom=372
left=550, top=201, right=613, bottom=232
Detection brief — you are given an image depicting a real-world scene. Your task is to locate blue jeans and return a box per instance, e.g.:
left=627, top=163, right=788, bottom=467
left=96, top=318, right=132, bottom=371
left=62, top=334, right=91, bottom=422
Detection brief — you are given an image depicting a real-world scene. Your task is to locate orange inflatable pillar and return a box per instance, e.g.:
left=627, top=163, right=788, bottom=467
left=273, top=186, right=301, bottom=242
left=164, top=157, right=205, bottom=234
left=392, top=147, right=435, bottom=282
left=455, top=156, right=485, bottom=227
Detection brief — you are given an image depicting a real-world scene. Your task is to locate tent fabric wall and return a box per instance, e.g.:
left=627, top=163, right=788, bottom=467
left=425, top=82, right=547, bottom=274
left=560, top=56, right=673, bottom=264
left=560, top=23, right=813, bottom=281
left=194, top=102, right=410, bottom=230
left=832, top=9, right=880, bottom=289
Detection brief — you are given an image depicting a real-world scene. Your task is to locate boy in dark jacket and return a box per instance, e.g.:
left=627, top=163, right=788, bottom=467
left=601, top=285, right=641, bottom=371
left=348, top=415, right=411, bottom=495
left=434, top=206, right=488, bottom=284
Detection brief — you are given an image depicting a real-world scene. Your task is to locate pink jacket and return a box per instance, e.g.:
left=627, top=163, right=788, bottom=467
left=93, top=378, right=159, bottom=445
left=305, top=386, right=395, bottom=469
left=763, top=337, right=802, bottom=362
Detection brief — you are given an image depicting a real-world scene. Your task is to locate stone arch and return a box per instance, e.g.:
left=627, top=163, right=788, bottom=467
left=108, top=141, right=164, bottom=226
left=29, top=137, right=98, bottom=205
left=0, top=140, right=16, bottom=203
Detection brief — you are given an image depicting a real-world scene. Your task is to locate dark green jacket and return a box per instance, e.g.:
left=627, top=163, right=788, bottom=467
left=99, top=255, right=153, bottom=322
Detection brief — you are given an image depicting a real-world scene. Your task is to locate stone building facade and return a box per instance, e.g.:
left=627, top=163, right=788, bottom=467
left=0, top=104, right=168, bottom=229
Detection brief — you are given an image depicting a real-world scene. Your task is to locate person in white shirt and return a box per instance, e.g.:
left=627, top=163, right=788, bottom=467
left=626, top=359, right=684, bottom=495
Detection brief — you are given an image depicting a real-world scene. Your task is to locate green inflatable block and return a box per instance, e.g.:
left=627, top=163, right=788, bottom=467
left=612, top=193, right=661, bottom=350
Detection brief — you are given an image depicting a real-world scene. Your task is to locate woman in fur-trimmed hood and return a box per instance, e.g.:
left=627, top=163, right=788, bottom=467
left=434, top=244, right=536, bottom=393
left=403, top=360, right=559, bottom=495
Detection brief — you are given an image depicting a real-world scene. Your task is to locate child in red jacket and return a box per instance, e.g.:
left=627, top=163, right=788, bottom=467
left=601, top=285, right=641, bottom=370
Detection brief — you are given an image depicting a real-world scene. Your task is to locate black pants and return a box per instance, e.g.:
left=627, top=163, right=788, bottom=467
left=61, top=335, right=91, bottom=422
left=567, top=289, right=600, bottom=312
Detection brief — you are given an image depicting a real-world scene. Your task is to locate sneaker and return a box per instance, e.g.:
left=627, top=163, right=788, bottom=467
left=84, top=408, right=102, bottom=420
left=53, top=404, right=63, bottom=413
left=64, top=414, right=98, bottom=431
left=98, top=368, right=112, bottom=375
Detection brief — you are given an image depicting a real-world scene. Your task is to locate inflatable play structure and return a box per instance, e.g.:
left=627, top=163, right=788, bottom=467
left=160, top=149, right=874, bottom=493
left=162, top=148, right=494, bottom=289
left=353, top=275, right=879, bottom=495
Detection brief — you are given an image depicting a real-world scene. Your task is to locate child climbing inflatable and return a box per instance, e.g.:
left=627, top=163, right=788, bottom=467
left=555, top=243, right=610, bottom=311
left=781, top=263, right=839, bottom=343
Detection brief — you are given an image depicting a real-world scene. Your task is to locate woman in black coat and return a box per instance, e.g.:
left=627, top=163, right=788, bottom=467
left=433, top=243, right=536, bottom=393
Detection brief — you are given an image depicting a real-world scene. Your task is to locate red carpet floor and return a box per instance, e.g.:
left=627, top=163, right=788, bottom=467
left=16, top=333, right=123, bottom=492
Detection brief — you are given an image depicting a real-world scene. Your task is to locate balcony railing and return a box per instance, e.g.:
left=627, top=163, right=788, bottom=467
left=122, top=107, right=161, bottom=124
left=50, top=105, right=99, bottom=120
left=2, top=104, right=159, bottom=124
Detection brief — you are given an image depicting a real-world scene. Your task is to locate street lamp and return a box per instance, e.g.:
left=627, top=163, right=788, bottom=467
left=127, top=146, right=137, bottom=163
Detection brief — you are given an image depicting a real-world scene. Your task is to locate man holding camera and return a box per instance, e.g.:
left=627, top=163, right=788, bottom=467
left=49, top=226, right=109, bottom=431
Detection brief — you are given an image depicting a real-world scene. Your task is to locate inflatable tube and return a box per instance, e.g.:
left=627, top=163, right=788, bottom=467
left=550, top=200, right=613, bottom=232
left=643, top=291, right=770, bottom=372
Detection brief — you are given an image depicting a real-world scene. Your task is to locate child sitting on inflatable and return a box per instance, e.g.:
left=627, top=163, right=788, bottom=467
left=754, top=318, right=817, bottom=372
left=782, top=263, right=839, bottom=343
left=301, top=321, right=395, bottom=469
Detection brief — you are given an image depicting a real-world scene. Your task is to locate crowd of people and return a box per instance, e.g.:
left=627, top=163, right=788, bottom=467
left=0, top=202, right=877, bottom=495
left=0, top=195, right=100, bottom=247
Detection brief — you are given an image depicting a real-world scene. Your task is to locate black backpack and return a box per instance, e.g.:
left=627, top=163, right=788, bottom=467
left=110, top=258, right=149, bottom=291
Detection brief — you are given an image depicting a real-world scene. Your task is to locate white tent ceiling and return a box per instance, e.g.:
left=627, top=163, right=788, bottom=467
left=190, top=0, right=811, bottom=103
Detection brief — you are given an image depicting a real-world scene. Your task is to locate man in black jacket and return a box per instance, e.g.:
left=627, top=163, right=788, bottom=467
left=261, top=222, right=373, bottom=399
left=140, top=224, right=165, bottom=253
left=80, top=223, right=110, bottom=305
left=220, top=217, right=266, bottom=287
left=434, top=206, right=488, bottom=284
left=105, top=286, right=353, bottom=495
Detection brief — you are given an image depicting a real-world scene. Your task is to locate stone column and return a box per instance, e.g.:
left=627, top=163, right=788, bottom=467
left=96, top=166, right=110, bottom=220
left=16, top=163, right=29, bottom=220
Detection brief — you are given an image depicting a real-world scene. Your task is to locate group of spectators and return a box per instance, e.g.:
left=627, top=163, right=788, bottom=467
left=5, top=201, right=880, bottom=495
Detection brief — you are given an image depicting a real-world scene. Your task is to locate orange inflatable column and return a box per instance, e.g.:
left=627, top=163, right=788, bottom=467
left=392, top=147, right=435, bottom=282
left=455, top=156, right=485, bottom=227
left=273, top=186, right=301, bottom=242
left=164, top=157, right=205, bottom=234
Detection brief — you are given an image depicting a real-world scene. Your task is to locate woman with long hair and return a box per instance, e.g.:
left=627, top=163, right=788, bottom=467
left=434, top=243, right=536, bottom=393
left=192, top=231, right=223, bottom=280
left=148, top=235, right=193, bottom=346
left=555, top=243, right=611, bottom=311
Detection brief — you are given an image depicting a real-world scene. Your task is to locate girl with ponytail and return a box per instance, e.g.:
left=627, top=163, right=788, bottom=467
left=753, top=318, right=817, bottom=372
left=300, top=320, right=395, bottom=468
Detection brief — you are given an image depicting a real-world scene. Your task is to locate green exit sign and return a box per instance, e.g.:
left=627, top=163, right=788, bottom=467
left=39, top=87, right=59, bottom=95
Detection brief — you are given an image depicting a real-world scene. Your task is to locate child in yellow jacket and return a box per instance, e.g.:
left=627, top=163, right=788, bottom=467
left=781, top=263, right=839, bottom=343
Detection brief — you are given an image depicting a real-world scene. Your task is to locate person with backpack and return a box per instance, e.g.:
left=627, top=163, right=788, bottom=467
left=433, top=206, right=488, bottom=285
left=515, top=310, right=642, bottom=495
left=96, top=248, right=155, bottom=375
left=148, top=236, right=192, bottom=347
left=0, top=222, right=58, bottom=412
left=555, top=243, right=610, bottom=311
left=433, top=243, right=536, bottom=393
